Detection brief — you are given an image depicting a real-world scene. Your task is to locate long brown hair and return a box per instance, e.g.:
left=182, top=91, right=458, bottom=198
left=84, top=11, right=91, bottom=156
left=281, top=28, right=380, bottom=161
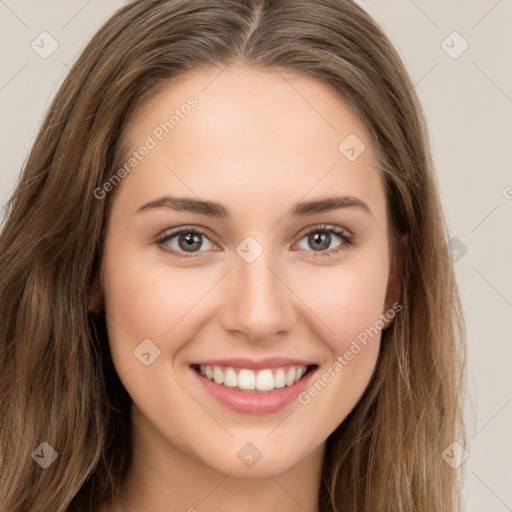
left=0, top=1, right=466, bottom=510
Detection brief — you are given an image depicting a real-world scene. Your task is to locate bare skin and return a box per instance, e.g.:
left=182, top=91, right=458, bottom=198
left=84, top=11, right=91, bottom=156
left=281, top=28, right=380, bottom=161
left=94, top=64, right=405, bottom=512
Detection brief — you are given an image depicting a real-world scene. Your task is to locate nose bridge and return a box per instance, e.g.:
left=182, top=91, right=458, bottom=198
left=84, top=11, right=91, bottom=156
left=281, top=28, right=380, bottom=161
left=220, top=241, right=296, bottom=341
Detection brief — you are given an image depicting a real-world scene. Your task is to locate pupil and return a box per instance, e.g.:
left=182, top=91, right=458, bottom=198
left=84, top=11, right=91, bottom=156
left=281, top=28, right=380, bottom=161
left=180, top=233, right=201, bottom=252
left=310, top=232, right=330, bottom=251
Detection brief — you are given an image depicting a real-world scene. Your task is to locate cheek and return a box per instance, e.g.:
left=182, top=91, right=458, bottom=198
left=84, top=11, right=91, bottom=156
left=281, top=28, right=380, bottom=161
left=291, top=266, right=388, bottom=437
left=101, top=241, right=223, bottom=357
left=293, top=257, right=390, bottom=351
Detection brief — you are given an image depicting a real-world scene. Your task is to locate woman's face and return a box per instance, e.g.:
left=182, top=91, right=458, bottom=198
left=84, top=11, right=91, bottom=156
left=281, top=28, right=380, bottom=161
left=99, top=64, right=400, bottom=477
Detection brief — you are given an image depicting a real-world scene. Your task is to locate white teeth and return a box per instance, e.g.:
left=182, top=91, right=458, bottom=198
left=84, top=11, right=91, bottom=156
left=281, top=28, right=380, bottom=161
left=238, top=369, right=256, bottom=390
left=256, top=369, right=274, bottom=391
left=274, top=369, right=286, bottom=388
left=196, top=364, right=310, bottom=391
left=224, top=367, right=238, bottom=388
left=285, top=367, right=296, bottom=386
left=213, top=366, right=224, bottom=385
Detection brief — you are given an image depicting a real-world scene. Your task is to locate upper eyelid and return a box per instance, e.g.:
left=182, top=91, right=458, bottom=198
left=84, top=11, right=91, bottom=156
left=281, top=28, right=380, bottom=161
left=158, top=224, right=216, bottom=239
left=299, top=224, right=351, bottom=237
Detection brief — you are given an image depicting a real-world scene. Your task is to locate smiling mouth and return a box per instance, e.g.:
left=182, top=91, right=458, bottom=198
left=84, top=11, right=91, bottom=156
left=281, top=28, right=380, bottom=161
left=191, top=363, right=317, bottom=393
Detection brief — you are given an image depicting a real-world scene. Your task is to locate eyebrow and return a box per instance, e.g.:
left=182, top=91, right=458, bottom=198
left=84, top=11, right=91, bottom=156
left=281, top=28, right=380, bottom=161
left=135, top=195, right=373, bottom=218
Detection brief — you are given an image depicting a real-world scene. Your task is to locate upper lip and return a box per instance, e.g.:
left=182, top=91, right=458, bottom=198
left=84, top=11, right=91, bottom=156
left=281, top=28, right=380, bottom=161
left=191, top=357, right=316, bottom=370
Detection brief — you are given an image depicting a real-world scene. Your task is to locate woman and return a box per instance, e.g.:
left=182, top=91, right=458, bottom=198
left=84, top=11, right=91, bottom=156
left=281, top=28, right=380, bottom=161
left=0, top=1, right=466, bottom=511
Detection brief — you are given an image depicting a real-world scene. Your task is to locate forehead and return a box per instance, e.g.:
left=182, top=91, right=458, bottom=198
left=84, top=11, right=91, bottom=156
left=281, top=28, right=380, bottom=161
left=115, top=64, right=386, bottom=222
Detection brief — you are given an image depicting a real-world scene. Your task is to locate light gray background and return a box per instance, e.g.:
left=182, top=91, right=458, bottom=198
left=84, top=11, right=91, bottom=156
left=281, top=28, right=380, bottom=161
left=1, top=1, right=511, bottom=510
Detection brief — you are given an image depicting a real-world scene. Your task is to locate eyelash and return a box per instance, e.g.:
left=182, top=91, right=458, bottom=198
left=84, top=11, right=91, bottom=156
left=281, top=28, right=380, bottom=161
left=156, top=224, right=355, bottom=259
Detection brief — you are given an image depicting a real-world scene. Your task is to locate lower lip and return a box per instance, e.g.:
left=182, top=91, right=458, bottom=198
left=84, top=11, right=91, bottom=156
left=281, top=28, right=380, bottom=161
left=191, top=366, right=316, bottom=415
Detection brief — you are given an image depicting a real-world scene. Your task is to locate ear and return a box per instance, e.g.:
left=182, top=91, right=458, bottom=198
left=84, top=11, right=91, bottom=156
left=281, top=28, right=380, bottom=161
left=88, top=272, right=104, bottom=313
left=382, top=232, right=408, bottom=329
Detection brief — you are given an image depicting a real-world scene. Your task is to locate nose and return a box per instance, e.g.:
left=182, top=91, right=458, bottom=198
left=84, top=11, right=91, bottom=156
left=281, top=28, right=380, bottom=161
left=217, top=249, right=297, bottom=343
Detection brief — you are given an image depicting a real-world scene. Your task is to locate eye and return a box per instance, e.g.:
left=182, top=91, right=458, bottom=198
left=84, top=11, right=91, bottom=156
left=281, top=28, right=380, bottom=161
left=157, top=226, right=217, bottom=258
left=295, top=224, right=355, bottom=258
left=156, top=224, right=355, bottom=259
